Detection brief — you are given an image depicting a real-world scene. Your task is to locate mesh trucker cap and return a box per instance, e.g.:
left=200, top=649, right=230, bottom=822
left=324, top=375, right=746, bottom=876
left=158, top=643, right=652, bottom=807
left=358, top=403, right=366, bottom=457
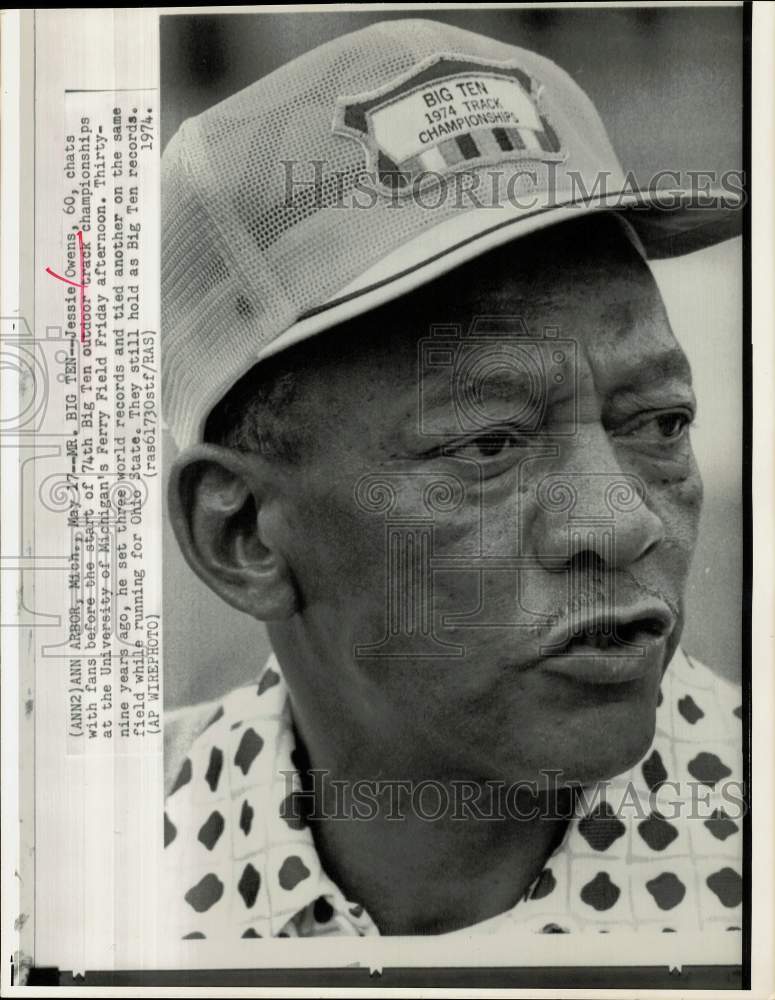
left=162, top=18, right=742, bottom=449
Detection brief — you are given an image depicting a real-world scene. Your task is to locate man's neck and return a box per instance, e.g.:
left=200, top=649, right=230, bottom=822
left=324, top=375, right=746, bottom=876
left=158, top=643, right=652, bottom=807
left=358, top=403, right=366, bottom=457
left=293, top=732, right=572, bottom=935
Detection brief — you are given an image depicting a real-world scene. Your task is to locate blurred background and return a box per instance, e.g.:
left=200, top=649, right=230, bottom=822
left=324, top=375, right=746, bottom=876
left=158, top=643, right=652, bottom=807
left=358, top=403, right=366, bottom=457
left=161, top=7, right=744, bottom=710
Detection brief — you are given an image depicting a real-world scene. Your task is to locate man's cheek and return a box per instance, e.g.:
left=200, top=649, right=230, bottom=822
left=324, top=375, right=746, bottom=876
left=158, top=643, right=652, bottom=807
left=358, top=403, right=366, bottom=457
left=651, top=472, right=703, bottom=557
left=278, top=487, right=378, bottom=602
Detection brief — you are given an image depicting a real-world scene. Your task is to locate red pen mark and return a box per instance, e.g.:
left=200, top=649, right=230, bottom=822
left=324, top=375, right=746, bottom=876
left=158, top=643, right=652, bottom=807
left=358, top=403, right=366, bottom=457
left=46, top=229, right=87, bottom=343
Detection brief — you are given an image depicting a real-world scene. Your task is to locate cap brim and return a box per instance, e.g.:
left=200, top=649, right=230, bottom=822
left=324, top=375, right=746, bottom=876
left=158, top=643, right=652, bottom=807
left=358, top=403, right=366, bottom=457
left=251, top=187, right=741, bottom=373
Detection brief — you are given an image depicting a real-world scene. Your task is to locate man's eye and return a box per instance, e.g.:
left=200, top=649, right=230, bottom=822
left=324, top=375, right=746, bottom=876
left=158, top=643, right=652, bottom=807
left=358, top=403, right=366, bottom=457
left=450, top=428, right=523, bottom=460
left=471, top=431, right=517, bottom=458
left=616, top=409, right=694, bottom=443
left=655, top=412, right=690, bottom=439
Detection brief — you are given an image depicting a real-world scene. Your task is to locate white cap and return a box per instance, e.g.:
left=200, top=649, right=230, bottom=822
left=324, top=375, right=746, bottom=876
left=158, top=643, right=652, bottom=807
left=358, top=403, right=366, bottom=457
left=162, top=18, right=741, bottom=449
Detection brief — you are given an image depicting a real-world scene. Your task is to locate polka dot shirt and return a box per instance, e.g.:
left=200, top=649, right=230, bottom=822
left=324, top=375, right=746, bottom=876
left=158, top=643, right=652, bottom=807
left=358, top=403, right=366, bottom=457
left=162, top=648, right=743, bottom=940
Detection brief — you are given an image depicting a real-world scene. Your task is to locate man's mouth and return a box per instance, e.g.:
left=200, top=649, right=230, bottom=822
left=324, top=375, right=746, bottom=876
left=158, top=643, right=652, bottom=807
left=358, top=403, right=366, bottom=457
left=559, top=614, right=672, bottom=653
left=536, top=605, right=675, bottom=684
left=543, top=600, right=675, bottom=649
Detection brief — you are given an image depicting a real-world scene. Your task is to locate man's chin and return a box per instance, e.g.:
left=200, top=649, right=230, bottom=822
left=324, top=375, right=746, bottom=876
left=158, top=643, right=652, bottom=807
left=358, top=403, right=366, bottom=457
left=537, top=719, right=657, bottom=789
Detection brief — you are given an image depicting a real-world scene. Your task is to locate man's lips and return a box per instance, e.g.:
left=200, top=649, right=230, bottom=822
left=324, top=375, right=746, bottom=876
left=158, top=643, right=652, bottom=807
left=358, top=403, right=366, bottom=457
left=539, top=600, right=675, bottom=650
left=531, top=602, right=676, bottom=685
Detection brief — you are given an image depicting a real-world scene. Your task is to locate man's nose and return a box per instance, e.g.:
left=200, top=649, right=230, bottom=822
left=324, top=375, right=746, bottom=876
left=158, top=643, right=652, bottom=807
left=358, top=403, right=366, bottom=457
left=529, top=437, right=665, bottom=572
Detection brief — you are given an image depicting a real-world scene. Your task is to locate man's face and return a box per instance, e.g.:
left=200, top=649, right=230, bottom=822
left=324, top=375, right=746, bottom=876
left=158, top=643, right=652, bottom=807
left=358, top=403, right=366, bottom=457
left=265, top=220, right=703, bottom=787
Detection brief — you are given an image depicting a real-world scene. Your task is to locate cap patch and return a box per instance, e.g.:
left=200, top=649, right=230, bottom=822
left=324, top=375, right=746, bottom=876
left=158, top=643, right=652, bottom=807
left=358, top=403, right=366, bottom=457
left=333, top=54, right=565, bottom=196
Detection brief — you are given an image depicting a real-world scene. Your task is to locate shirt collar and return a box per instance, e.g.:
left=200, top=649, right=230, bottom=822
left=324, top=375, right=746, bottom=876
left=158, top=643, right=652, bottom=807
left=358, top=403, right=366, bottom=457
left=164, top=646, right=741, bottom=939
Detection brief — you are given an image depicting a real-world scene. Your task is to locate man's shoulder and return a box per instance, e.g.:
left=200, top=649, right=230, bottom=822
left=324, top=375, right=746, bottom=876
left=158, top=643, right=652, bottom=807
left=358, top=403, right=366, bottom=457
left=664, top=648, right=742, bottom=727
left=164, top=661, right=286, bottom=796
left=164, top=696, right=226, bottom=797
left=652, top=647, right=743, bottom=791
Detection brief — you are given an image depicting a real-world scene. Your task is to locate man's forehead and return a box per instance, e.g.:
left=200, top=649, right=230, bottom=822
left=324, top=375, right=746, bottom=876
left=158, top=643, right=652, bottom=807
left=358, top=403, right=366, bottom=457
left=405, top=280, right=683, bottom=396
left=303, top=215, right=682, bottom=417
left=414, top=340, right=690, bottom=426
left=369, top=287, right=688, bottom=450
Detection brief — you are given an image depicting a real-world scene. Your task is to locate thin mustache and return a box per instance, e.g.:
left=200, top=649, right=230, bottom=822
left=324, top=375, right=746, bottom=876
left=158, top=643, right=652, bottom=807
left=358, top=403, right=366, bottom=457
left=531, top=584, right=680, bottom=639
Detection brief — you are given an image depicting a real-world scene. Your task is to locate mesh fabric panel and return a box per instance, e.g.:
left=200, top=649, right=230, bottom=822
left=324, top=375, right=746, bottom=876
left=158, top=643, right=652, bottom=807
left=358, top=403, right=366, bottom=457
left=162, top=19, right=630, bottom=447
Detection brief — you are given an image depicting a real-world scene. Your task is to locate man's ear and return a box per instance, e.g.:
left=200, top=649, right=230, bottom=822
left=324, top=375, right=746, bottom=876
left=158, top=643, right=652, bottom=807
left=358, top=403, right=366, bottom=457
left=167, top=444, right=299, bottom=621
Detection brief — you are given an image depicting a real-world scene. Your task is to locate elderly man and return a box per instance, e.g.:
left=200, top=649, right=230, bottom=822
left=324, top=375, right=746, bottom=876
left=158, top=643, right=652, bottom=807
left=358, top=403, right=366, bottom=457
left=161, top=19, right=743, bottom=941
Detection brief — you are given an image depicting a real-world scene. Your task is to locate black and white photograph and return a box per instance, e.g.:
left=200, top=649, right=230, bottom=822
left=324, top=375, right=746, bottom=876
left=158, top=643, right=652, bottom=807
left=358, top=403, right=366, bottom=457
left=160, top=2, right=746, bottom=964
left=3, top=2, right=773, bottom=994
